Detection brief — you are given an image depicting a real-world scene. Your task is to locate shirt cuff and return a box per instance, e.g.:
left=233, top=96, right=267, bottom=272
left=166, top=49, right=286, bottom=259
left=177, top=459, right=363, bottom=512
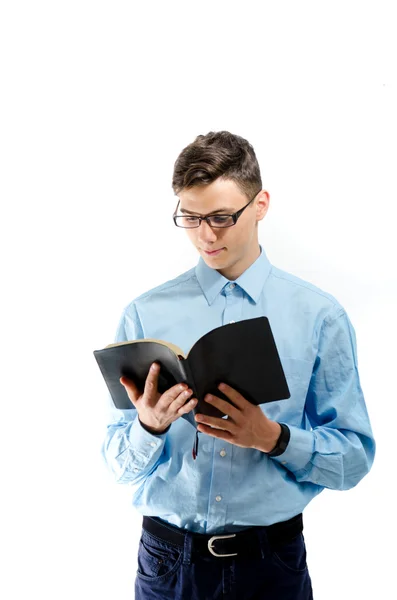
left=270, top=424, right=314, bottom=475
left=138, top=417, right=171, bottom=435
left=127, top=416, right=169, bottom=467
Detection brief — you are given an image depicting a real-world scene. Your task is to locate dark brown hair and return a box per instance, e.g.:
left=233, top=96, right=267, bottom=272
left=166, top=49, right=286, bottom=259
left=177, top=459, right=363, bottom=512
left=172, top=131, right=262, bottom=201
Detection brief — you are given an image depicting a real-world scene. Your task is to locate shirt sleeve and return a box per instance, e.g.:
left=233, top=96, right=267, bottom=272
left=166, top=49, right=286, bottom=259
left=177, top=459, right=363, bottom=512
left=271, top=307, right=376, bottom=491
left=100, top=303, right=168, bottom=485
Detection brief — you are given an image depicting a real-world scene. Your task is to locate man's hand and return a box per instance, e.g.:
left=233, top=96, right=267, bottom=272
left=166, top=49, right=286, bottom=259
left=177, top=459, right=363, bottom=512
left=120, top=362, right=197, bottom=434
left=194, top=382, right=282, bottom=452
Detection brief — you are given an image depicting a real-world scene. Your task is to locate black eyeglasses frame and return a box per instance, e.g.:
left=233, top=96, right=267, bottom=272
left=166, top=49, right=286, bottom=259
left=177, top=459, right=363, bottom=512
left=172, top=189, right=261, bottom=228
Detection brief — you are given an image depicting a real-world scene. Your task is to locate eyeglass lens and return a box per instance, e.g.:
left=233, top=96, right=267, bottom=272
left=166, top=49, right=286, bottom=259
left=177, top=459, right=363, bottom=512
left=175, top=215, right=234, bottom=228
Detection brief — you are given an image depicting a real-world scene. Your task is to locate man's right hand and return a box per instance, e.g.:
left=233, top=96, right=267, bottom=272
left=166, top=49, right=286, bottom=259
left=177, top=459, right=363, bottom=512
left=119, top=362, right=197, bottom=434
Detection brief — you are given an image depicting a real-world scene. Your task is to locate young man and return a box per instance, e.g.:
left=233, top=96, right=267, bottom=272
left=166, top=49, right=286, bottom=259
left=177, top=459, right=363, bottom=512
left=102, top=131, right=375, bottom=600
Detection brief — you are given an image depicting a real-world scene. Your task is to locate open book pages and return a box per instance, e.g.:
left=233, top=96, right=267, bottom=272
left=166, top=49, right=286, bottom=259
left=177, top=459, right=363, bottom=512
left=104, top=338, right=186, bottom=359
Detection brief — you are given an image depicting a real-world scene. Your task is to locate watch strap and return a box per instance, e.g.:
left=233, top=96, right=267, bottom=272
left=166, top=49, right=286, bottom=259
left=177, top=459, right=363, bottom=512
left=266, top=422, right=290, bottom=457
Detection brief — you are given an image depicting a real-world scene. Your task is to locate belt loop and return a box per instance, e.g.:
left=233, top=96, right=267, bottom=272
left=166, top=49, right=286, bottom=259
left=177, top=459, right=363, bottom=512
left=183, top=530, right=193, bottom=565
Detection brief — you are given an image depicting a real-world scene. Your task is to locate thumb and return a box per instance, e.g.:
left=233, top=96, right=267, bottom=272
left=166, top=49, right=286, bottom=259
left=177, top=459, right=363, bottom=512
left=120, top=376, right=139, bottom=405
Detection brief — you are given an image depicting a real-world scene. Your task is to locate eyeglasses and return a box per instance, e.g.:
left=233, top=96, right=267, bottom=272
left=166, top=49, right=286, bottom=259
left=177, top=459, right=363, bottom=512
left=173, top=190, right=261, bottom=228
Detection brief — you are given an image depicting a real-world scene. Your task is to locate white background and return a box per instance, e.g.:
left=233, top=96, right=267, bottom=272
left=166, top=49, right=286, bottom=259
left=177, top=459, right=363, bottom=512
left=1, top=1, right=396, bottom=598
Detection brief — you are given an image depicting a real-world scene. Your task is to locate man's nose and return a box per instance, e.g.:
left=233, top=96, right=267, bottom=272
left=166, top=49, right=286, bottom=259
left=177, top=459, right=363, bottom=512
left=198, top=219, right=218, bottom=241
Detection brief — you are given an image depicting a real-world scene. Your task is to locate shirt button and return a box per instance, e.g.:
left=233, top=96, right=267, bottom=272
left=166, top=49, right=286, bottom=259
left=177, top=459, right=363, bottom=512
left=220, top=449, right=226, bottom=457
left=282, top=461, right=287, bottom=464
left=215, top=495, right=222, bottom=502
left=150, top=442, right=156, bottom=447
left=229, top=283, right=236, bottom=289
left=229, top=320, right=235, bottom=324
left=134, top=468, right=139, bottom=472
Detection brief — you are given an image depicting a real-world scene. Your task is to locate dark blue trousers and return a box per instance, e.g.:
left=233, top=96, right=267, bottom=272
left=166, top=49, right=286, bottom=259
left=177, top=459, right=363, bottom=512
left=134, top=522, right=314, bottom=599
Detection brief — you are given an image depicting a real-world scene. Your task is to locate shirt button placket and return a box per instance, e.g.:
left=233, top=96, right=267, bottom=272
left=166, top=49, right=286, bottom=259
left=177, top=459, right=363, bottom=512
left=224, top=282, right=238, bottom=327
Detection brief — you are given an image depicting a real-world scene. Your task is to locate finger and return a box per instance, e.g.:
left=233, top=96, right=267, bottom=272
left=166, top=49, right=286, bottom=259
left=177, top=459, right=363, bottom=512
left=195, top=413, right=233, bottom=430
left=143, top=362, right=160, bottom=403
left=216, top=383, right=247, bottom=409
left=161, top=382, right=190, bottom=406
left=119, top=376, right=139, bottom=405
left=169, top=386, right=193, bottom=410
left=196, top=423, right=234, bottom=440
left=177, top=396, right=198, bottom=415
left=205, top=393, right=240, bottom=421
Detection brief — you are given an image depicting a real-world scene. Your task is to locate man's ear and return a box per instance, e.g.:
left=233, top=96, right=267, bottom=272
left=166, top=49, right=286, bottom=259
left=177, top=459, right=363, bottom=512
left=256, top=190, right=270, bottom=221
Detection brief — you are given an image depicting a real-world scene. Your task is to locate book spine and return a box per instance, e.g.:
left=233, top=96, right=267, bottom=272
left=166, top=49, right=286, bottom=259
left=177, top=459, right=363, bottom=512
left=178, top=356, right=198, bottom=398
left=178, top=355, right=201, bottom=459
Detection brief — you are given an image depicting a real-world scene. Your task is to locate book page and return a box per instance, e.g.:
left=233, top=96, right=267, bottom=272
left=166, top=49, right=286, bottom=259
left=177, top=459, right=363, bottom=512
left=104, top=338, right=186, bottom=359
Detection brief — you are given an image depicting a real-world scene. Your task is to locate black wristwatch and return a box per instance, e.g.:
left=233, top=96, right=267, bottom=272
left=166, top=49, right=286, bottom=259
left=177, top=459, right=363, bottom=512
left=266, top=423, right=290, bottom=457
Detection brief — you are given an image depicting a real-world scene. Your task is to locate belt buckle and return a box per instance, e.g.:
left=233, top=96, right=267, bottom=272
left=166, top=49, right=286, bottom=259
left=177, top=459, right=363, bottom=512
left=208, top=534, right=238, bottom=557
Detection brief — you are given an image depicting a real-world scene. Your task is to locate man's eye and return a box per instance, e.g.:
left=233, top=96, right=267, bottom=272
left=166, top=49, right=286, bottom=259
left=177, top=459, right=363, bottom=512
left=212, top=215, right=229, bottom=222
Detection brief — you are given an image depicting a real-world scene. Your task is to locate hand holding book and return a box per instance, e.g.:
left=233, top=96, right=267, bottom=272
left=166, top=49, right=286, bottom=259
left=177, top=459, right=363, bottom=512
left=195, top=382, right=282, bottom=453
left=120, top=362, right=198, bottom=434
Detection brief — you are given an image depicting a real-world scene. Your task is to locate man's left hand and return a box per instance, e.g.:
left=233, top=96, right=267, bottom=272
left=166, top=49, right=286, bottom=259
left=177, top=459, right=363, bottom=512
left=195, top=383, right=282, bottom=453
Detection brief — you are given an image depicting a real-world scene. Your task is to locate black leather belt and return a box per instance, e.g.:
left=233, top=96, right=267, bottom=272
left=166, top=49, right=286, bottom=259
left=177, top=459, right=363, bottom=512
left=142, top=513, right=303, bottom=559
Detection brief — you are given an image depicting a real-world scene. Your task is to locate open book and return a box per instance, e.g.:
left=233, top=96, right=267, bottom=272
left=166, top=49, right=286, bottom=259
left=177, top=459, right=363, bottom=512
left=94, top=317, right=290, bottom=442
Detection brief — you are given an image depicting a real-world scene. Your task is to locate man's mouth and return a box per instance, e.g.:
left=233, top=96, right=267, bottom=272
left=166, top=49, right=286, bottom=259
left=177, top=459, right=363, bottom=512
left=203, top=248, right=225, bottom=256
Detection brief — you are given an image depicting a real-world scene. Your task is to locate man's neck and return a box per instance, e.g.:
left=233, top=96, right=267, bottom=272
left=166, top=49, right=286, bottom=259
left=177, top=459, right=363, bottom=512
left=217, top=244, right=261, bottom=281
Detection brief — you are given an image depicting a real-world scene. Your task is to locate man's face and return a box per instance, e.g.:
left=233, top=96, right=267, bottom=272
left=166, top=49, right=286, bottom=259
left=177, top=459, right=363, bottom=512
left=177, top=178, right=269, bottom=280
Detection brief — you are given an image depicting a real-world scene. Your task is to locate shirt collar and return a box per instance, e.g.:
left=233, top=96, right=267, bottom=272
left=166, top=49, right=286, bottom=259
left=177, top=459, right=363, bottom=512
left=195, top=245, right=272, bottom=305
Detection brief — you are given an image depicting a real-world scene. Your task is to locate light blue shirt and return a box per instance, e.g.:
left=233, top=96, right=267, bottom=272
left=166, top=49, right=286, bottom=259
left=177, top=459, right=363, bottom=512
left=101, top=246, right=375, bottom=534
